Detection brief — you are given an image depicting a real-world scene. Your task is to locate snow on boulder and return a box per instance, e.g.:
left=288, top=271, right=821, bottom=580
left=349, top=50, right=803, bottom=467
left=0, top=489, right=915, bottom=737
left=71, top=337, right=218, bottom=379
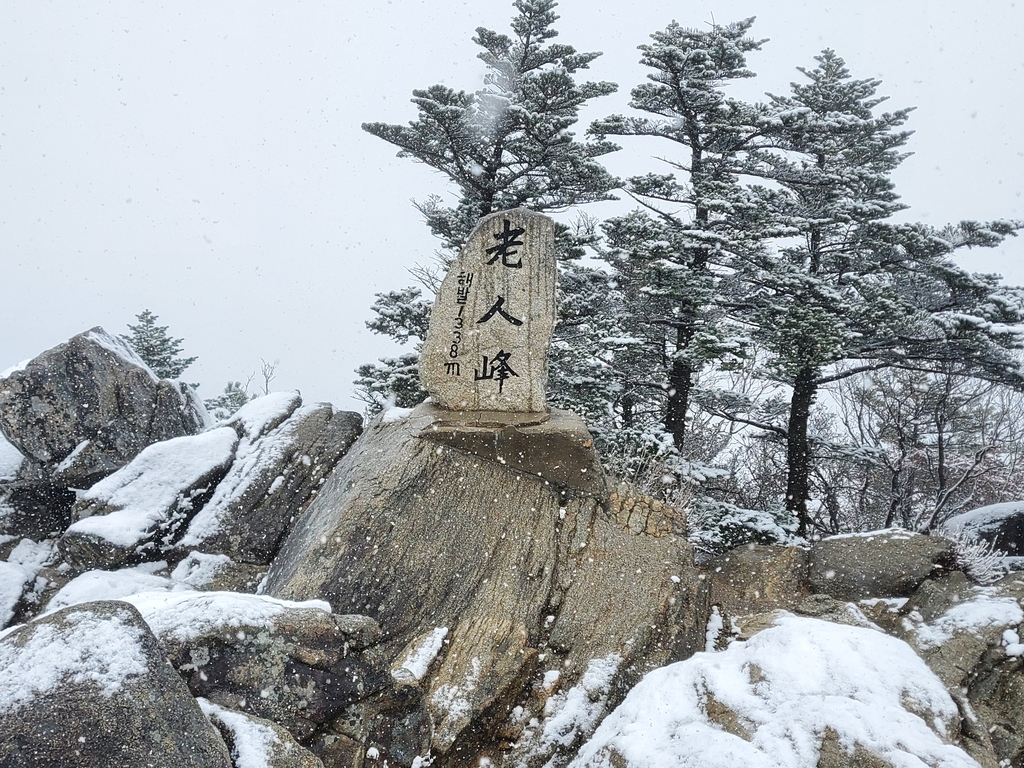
left=123, top=590, right=386, bottom=741
left=943, top=501, right=1024, bottom=557
left=570, top=614, right=979, bottom=768
left=0, top=538, right=53, bottom=628
left=0, top=434, right=23, bottom=482
left=199, top=698, right=325, bottom=768
left=58, top=427, right=238, bottom=570
left=176, top=394, right=362, bottom=564
left=808, top=528, right=953, bottom=600
left=0, top=327, right=208, bottom=487
left=0, top=600, right=233, bottom=768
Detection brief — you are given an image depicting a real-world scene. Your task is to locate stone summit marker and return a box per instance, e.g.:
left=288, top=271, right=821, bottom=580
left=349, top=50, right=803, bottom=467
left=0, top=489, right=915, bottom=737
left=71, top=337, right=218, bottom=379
left=420, top=207, right=556, bottom=413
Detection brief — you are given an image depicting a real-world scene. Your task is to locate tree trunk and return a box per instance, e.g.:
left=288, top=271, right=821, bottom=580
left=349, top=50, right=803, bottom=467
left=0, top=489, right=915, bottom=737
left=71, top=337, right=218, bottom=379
left=786, top=367, right=817, bottom=537
left=664, top=326, right=693, bottom=451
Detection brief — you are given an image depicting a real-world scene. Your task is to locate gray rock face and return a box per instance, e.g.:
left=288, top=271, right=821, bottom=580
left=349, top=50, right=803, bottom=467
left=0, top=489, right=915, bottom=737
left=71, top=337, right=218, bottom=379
left=420, top=208, right=556, bottom=413
left=707, top=544, right=809, bottom=618
left=808, top=529, right=953, bottom=600
left=264, top=403, right=707, bottom=765
left=0, top=327, right=207, bottom=487
left=0, top=600, right=233, bottom=768
left=177, top=397, right=363, bottom=564
left=130, top=590, right=388, bottom=742
left=58, top=427, right=239, bottom=571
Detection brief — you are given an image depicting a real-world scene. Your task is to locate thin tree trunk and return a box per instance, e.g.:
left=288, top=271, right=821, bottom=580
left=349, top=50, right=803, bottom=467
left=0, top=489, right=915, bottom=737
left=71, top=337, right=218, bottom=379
left=786, top=366, right=817, bottom=537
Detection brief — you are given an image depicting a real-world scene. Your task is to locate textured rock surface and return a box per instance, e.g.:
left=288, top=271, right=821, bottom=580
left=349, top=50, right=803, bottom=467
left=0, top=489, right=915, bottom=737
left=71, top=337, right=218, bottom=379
left=420, top=208, right=556, bottom=413
left=0, top=600, right=233, bottom=768
left=265, top=403, right=707, bottom=765
left=0, top=327, right=207, bottom=487
left=201, top=699, right=326, bottom=768
left=58, top=427, right=239, bottom=571
left=707, top=544, right=809, bottom=617
left=177, top=398, right=363, bottom=564
left=130, top=590, right=388, bottom=742
left=808, top=530, right=953, bottom=600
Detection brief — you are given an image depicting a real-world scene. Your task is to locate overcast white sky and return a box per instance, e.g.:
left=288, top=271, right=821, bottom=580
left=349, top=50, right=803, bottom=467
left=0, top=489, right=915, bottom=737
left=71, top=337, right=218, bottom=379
left=2, top=1, right=1022, bottom=412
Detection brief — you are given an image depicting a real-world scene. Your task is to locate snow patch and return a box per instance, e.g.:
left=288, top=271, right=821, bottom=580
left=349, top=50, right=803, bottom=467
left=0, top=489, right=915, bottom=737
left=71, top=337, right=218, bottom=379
left=123, top=590, right=331, bottom=643
left=537, top=654, right=621, bottom=750
left=170, top=551, right=234, bottom=588
left=67, top=427, right=238, bottom=546
left=0, top=610, right=149, bottom=712
left=199, top=698, right=281, bottom=768
left=395, top=627, right=448, bottom=682
left=226, top=392, right=301, bottom=441
left=570, top=615, right=976, bottom=768
left=382, top=406, right=414, bottom=423
left=0, top=434, right=24, bottom=480
left=0, top=539, right=54, bottom=627
left=85, top=328, right=158, bottom=380
left=904, top=586, right=1024, bottom=648
left=45, top=562, right=173, bottom=613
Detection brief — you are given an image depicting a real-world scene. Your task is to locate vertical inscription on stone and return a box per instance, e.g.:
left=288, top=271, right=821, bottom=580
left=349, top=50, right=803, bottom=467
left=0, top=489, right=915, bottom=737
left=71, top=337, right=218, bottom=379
left=420, top=208, right=556, bottom=413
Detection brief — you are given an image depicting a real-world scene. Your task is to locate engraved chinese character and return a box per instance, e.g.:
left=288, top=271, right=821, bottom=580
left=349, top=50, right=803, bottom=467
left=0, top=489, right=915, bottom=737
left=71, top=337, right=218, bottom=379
left=474, top=349, right=518, bottom=393
left=476, top=296, right=523, bottom=326
left=485, top=219, right=525, bottom=269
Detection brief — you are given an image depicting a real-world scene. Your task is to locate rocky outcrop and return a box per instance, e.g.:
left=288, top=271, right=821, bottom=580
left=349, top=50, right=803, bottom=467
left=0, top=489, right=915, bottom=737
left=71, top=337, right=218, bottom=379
left=125, top=591, right=389, bottom=743
left=808, top=529, right=953, bottom=600
left=58, top=427, right=239, bottom=571
left=176, top=394, right=363, bottom=564
left=0, top=600, right=233, bottom=768
left=0, top=327, right=207, bottom=488
left=265, top=403, right=707, bottom=767
left=707, top=544, right=809, bottom=618
left=943, top=501, right=1024, bottom=557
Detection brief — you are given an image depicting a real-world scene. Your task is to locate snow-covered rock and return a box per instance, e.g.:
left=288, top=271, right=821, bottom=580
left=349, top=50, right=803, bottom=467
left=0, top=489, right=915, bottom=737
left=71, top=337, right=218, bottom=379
left=809, top=528, right=953, bottom=600
left=570, top=614, right=980, bottom=768
left=124, top=590, right=385, bottom=741
left=200, top=698, right=324, bottom=768
left=0, top=327, right=208, bottom=488
left=176, top=394, right=362, bottom=564
left=943, top=501, right=1024, bottom=557
left=0, top=600, right=233, bottom=767
left=0, top=538, right=53, bottom=627
left=58, top=427, right=238, bottom=570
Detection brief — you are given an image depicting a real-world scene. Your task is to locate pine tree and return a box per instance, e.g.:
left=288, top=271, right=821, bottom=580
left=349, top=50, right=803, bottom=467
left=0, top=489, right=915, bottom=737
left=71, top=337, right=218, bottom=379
left=588, top=17, right=769, bottom=463
left=356, top=0, right=619, bottom=410
left=121, top=309, right=197, bottom=380
left=204, top=381, right=254, bottom=422
left=740, top=51, right=1024, bottom=536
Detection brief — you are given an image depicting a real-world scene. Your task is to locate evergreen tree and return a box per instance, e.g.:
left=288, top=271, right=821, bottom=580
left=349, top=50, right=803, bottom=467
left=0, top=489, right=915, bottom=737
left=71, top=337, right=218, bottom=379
left=741, top=51, right=1024, bottom=536
left=356, top=0, right=619, bottom=409
left=204, top=381, right=254, bottom=422
left=588, top=17, right=769, bottom=464
left=121, top=309, right=197, bottom=380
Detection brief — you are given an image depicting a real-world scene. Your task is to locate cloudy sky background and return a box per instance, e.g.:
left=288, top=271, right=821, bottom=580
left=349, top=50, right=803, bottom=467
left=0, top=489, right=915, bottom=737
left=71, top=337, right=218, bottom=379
left=2, top=0, right=1022, bottom=411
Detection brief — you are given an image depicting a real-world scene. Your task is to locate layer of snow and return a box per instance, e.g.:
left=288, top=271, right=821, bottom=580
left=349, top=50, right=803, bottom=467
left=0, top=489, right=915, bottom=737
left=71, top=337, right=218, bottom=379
left=177, top=399, right=309, bottom=548
left=540, top=654, right=621, bottom=750
left=0, top=434, right=24, bottom=480
left=199, top=698, right=281, bottom=768
left=395, top=627, right=448, bottom=682
left=570, top=615, right=976, bottom=768
left=123, top=590, right=331, bottom=643
left=85, top=328, right=158, bottom=381
left=45, top=562, right=173, bottom=613
left=170, top=551, right=234, bottom=588
left=943, top=501, right=1024, bottom=535
left=0, top=609, right=149, bottom=712
left=44, top=553, right=239, bottom=614
left=382, top=406, right=414, bottom=423
left=0, top=359, right=30, bottom=380
left=0, top=539, right=54, bottom=627
left=903, top=586, right=1024, bottom=649
left=824, top=527, right=917, bottom=542
left=227, top=392, right=301, bottom=440
left=67, top=427, right=238, bottom=546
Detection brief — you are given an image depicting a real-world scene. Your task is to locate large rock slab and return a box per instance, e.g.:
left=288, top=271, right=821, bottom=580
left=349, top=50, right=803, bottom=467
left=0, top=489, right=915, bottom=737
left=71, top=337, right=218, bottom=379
left=0, top=600, right=233, bottom=768
left=420, top=208, right=556, bottom=413
left=124, top=590, right=388, bottom=742
left=808, top=529, right=953, bottom=600
left=265, top=403, right=708, bottom=765
left=58, top=427, right=239, bottom=570
left=0, top=327, right=208, bottom=488
left=706, top=543, right=809, bottom=618
left=176, top=394, right=363, bottom=564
